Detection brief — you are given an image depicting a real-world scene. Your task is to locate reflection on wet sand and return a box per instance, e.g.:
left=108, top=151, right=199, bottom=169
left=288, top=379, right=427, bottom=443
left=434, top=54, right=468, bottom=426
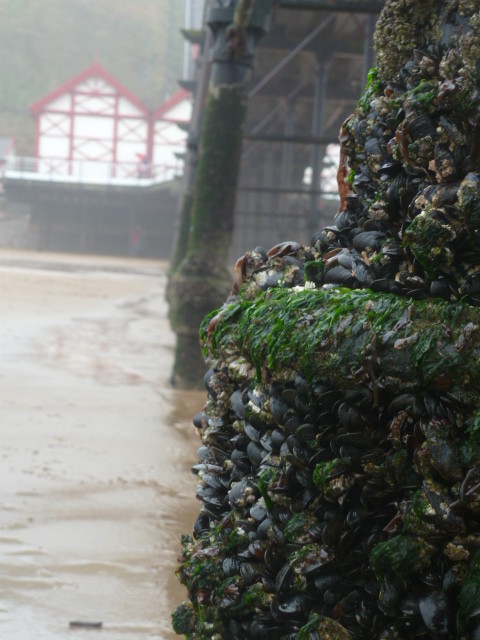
left=0, top=251, right=204, bottom=639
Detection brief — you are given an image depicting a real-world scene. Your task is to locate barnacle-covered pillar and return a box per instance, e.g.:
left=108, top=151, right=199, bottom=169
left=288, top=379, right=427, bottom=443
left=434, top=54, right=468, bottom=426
left=173, top=0, right=480, bottom=638
left=168, top=0, right=273, bottom=389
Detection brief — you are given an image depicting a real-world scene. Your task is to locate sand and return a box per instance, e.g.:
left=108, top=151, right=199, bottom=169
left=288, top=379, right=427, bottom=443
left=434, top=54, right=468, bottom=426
left=0, top=250, right=204, bottom=639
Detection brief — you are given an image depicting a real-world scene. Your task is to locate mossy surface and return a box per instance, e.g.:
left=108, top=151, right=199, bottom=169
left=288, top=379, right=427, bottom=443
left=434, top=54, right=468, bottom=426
left=169, top=251, right=231, bottom=332
left=168, top=250, right=232, bottom=387
left=169, top=192, right=194, bottom=275
left=258, top=467, right=277, bottom=510
left=187, top=84, right=247, bottom=263
left=202, top=286, right=480, bottom=407
left=168, top=63, right=249, bottom=389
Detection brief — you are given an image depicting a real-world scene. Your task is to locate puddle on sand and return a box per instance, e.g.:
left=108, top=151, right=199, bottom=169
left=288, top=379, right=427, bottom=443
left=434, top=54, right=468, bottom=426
left=0, top=251, right=205, bottom=639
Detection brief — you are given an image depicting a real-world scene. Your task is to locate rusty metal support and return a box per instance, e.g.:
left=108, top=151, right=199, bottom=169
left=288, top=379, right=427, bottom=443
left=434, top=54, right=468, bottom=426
left=309, top=59, right=328, bottom=235
left=248, top=13, right=335, bottom=98
left=280, top=102, right=295, bottom=215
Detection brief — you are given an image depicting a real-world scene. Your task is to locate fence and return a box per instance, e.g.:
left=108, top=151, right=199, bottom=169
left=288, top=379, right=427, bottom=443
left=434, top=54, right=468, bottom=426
left=3, top=156, right=184, bottom=186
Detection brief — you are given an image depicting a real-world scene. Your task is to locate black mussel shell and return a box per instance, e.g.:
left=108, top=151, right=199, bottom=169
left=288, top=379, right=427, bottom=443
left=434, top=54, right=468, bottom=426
left=230, top=389, right=246, bottom=419
left=418, top=593, right=455, bottom=637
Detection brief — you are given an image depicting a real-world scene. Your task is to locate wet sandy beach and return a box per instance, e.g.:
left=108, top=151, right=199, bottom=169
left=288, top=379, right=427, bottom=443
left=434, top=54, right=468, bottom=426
left=0, top=250, right=204, bottom=639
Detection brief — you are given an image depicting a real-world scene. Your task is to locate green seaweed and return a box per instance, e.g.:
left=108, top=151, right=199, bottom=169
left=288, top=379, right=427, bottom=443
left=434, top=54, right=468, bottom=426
left=202, top=286, right=480, bottom=405
left=313, top=459, right=344, bottom=491
left=411, top=326, right=443, bottom=376
left=242, top=582, right=267, bottom=608
left=401, top=490, right=439, bottom=538
left=171, top=601, right=197, bottom=635
left=403, top=212, right=455, bottom=276
left=346, top=167, right=356, bottom=187
left=304, top=260, right=325, bottom=285
left=298, top=613, right=353, bottom=640
left=370, top=535, right=436, bottom=585
left=357, top=67, right=383, bottom=114
left=227, top=526, right=249, bottom=552
left=258, top=467, right=277, bottom=511
left=405, top=79, right=438, bottom=110
left=284, top=512, right=308, bottom=541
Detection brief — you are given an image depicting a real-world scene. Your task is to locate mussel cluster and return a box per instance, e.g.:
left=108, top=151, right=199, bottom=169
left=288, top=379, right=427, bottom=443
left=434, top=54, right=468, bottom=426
left=172, top=1, right=480, bottom=638
left=317, top=0, right=480, bottom=305
left=173, top=243, right=480, bottom=640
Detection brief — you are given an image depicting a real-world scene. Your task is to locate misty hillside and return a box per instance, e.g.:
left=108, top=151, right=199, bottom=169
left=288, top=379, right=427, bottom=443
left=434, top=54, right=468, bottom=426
left=0, top=0, right=185, bottom=154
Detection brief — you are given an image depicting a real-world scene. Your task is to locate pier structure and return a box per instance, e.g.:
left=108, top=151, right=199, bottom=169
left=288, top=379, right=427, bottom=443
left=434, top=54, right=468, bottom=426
left=3, top=61, right=191, bottom=257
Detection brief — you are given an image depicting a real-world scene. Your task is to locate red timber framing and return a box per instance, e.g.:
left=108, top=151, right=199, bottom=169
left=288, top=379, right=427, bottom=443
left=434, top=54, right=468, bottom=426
left=152, top=88, right=191, bottom=178
left=31, top=61, right=150, bottom=178
left=29, top=62, right=192, bottom=182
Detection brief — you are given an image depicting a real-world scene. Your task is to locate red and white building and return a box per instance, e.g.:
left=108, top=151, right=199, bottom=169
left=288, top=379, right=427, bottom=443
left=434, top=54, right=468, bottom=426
left=152, top=88, right=191, bottom=183
left=23, top=61, right=191, bottom=184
